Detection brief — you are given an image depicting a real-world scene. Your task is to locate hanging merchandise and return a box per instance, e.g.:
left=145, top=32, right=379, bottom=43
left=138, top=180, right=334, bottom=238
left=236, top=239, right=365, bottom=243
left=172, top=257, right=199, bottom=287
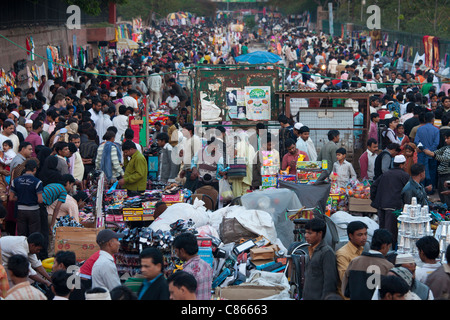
left=73, top=35, right=78, bottom=68
left=432, top=37, right=440, bottom=71
left=29, top=36, right=35, bottom=61
left=47, top=47, right=53, bottom=71
left=26, top=37, right=35, bottom=61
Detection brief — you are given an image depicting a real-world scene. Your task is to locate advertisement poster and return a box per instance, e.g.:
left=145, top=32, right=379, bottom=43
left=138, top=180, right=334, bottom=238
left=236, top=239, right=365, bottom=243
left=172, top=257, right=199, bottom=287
left=226, top=87, right=246, bottom=119
left=245, top=86, right=271, bottom=121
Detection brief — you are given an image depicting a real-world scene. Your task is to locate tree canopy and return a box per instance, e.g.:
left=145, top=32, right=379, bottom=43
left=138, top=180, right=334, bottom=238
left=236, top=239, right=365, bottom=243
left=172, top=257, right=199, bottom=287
left=268, top=0, right=449, bottom=38
left=116, top=0, right=217, bottom=22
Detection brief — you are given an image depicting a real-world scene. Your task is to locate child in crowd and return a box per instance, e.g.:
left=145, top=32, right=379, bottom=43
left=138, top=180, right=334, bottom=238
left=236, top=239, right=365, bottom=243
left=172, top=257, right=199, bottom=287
left=415, top=236, right=442, bottom=284
left=402, top=143, right=417, bottom=175
left=332, top=147, right=357, bottom=188
left=396, top=123, right=410, bottom=146
left=369, top=113, right=380, bottom=142
left=165, top=89, right=180, bottom=113
left=0, top=140, right=16, bottom=184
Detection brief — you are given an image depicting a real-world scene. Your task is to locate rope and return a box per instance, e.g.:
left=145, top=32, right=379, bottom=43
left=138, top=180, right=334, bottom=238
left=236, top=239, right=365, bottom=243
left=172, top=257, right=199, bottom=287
left=1, top=31, right=448, bottom=87
left=0, top=33, right=194, bottom=78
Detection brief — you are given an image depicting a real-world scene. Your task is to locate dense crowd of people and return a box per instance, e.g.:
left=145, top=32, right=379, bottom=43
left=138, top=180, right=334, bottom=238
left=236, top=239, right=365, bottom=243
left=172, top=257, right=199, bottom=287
left=0, top=14, right=449, bottom=301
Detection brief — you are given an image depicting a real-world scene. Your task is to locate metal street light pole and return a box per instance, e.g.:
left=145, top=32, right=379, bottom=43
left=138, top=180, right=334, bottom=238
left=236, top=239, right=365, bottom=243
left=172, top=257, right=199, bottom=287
left=361, top=0, right=366, bottom=21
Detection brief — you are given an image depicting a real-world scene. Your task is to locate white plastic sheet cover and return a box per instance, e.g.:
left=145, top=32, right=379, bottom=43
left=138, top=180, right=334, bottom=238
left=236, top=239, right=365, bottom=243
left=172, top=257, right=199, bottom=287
left=240, top=188, right=302, bottom=248
left=245, top=270, right=292, bottom=300
left=149, top=198, right=210, bottom=232
left=329, top=210, right=379, bottom=243
left=209, top=205, right=279, bottom=246
left=200, top=91, right=222, bottom=121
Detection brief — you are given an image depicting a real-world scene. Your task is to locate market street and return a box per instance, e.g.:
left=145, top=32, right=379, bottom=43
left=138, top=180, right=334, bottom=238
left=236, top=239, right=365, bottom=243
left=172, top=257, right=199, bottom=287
left=0, top=0, right=449, bottom=305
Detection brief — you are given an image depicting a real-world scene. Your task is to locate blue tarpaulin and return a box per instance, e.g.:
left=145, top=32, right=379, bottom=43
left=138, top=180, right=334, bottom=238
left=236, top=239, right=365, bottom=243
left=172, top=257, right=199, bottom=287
left=234, top=51, right=282, bottom=64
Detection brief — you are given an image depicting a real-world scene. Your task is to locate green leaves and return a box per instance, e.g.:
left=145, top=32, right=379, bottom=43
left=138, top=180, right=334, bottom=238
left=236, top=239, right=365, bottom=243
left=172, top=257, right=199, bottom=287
left=65, top=0, right=129, bottom=16
left=117, top=0, right=217, bottom=21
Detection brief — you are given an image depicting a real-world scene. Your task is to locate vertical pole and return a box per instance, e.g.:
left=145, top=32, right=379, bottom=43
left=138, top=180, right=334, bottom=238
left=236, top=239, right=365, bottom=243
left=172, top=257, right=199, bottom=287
left=145, top=94, right=149, bottom=148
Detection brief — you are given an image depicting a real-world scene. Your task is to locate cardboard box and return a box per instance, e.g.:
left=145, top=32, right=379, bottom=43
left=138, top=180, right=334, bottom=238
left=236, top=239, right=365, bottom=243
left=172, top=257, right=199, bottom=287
left=250, top=245, right=279, bottom=261
left=348, top=197, right=377, bottom=213
left=55, top=227, right=102, bottom=262
left=214, top=285, right=285, bottom=300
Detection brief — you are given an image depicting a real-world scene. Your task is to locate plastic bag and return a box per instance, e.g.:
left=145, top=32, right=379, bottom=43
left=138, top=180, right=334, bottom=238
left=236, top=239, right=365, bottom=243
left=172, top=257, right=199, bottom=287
left=149, top=201, right=210, bottom=232
left=219, top=179, right=233, bottom=202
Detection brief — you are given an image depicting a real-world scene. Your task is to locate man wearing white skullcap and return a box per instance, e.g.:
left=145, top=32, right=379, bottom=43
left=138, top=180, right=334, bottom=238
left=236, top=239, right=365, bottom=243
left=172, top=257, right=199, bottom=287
left=394, top=254, right=434, bottom=300
left=371, top=153, right=410, bottom=248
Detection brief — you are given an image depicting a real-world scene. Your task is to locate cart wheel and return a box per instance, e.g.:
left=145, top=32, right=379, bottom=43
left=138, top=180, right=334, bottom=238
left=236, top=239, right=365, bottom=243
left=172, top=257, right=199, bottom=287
left=287, top=241, right=309, bottom=256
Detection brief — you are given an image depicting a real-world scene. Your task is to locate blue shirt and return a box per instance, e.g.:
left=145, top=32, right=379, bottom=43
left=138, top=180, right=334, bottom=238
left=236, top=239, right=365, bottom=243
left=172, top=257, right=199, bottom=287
left=10, top=173, right=43, bottom=210
left=138, top=273, right=163, bottom=300
left=354, top=112, right=364, bottom=140
left=414, top=123, right=440, bottom=151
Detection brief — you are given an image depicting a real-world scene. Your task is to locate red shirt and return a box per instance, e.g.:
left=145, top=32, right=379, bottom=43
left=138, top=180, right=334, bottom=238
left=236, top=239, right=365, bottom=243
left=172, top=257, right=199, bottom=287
left=79, top=250, right=100, bottom=276
left=282, top=149, right=309, bottom=175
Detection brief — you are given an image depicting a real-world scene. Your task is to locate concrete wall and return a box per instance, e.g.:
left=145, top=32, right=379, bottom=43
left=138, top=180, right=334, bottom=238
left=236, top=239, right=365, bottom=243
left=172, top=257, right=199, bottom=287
left=0, top=4, right=117, bottom=84
left=0, top=26, right=88, bottom=72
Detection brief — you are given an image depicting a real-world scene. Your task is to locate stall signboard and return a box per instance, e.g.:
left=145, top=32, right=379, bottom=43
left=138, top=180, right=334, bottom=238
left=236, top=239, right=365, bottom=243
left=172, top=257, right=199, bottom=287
left=245, top=86, right=271, bottom=121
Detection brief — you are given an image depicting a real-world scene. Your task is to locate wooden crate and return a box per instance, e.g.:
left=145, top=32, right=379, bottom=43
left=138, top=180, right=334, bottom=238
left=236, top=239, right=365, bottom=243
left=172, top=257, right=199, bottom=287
left=348, top=197, right=377, bottom=214
left=54, top=227, right=102, bottom=262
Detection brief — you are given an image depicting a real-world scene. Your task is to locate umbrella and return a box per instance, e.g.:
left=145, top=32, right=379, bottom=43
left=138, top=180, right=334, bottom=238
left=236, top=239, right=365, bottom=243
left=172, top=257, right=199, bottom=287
left=181, top=11, right=192, bottom=18
left=234, top=51, right=282, bottom=64
left=117, top=38, right=139, bottom=50
left=167, top=12, right=186, bottom=20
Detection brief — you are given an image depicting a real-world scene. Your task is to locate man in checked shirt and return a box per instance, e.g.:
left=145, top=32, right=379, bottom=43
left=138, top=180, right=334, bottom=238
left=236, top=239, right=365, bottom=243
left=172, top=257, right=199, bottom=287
left=173, top=233, right=213, bottom=300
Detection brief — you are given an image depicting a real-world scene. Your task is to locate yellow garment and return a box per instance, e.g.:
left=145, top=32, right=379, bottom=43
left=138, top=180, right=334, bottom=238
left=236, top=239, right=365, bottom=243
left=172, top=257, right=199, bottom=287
left=335, top=241, right=364, bottom=299
left=229, top=136, right=255, bottom=198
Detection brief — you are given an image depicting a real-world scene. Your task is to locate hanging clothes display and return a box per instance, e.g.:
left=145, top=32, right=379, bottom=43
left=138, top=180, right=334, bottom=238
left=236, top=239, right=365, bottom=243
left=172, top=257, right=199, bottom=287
left=26, top=37, right=35, bottom=61
left=423, top=36, right=440, bottom=71
left=432, top=37, right=440, bottom=71
left=73, top=35, right=78, bottom=68
left=47, top=47, right=53, bottom=71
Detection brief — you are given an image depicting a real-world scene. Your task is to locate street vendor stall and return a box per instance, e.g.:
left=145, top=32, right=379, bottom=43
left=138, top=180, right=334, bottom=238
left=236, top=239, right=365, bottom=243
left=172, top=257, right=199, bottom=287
left=276, top=89, right=382, bottom=173
left=53, top=171, right=106, bottom=262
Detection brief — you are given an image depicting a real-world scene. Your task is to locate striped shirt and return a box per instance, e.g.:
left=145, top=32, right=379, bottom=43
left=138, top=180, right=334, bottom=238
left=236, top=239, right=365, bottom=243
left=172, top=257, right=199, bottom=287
left=42, top=183, right=68, bottom=206
left=434, top=146, right=450, bottom=175
left=95, top=142, right=124, bottom=180
left=5, top=282, right=47, bottom=300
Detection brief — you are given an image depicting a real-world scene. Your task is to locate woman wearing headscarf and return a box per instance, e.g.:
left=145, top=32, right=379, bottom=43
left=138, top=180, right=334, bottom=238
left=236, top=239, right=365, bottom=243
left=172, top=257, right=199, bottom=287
left=38, top=155, right=63, bottom=186
left=49, top=119, right=78, bottom=149
left=35, top=145, right=52, bottom=178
